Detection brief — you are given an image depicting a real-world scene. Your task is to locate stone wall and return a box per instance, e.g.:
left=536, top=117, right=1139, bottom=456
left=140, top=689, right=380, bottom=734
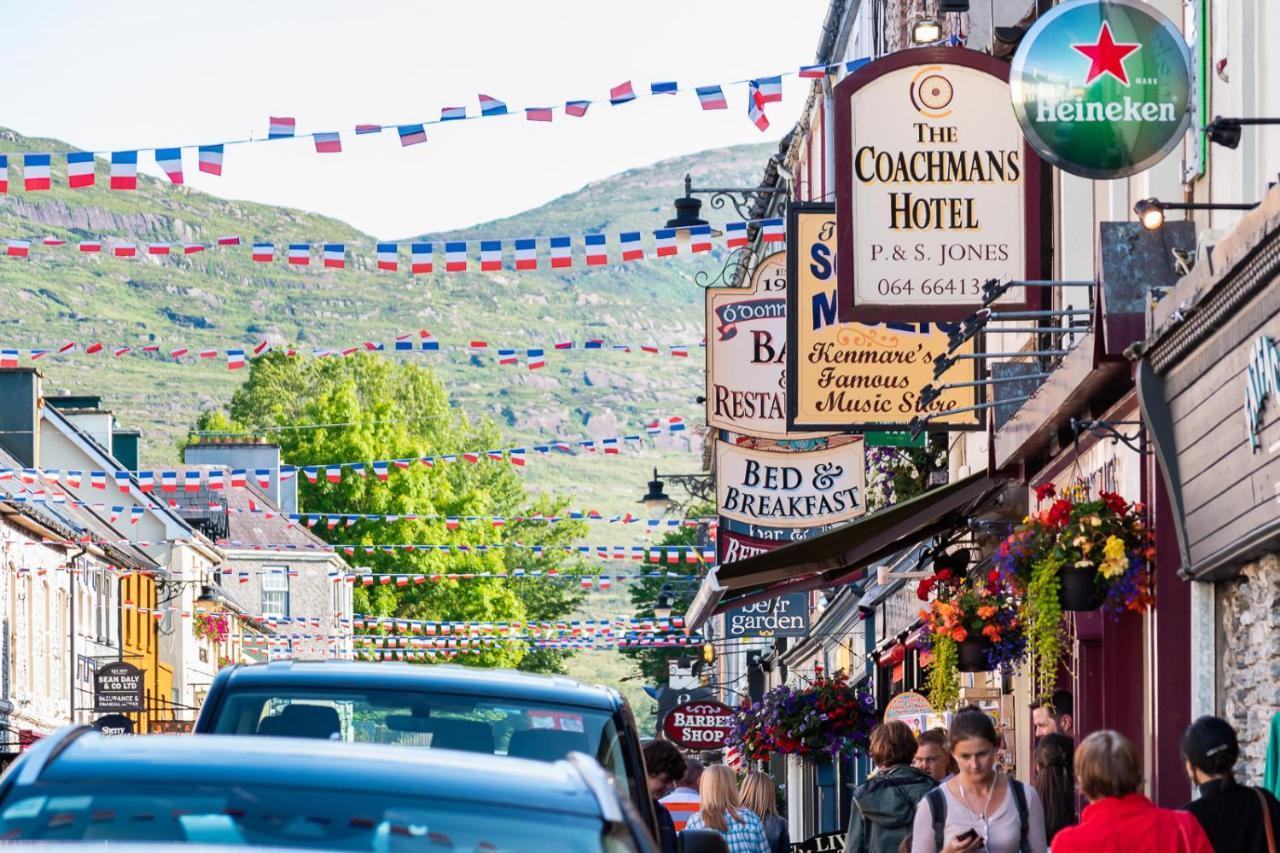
left=1218, top=553, right=1280, bottom=784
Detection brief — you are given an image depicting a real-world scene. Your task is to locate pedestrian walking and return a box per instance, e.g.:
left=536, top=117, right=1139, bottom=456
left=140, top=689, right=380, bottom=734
left=740, top=770, right=789, bottom=853
left=910, top=706, right=1047, bottom=853
left=684, top=764, right=771, bottom=853
left=1051, top=730, right=1211, bottom=853
left=914, top=728, right=958, bottom=784
left=1032, top=733, right=1076, bottom=844
left=1031, top=691, right=1074, bottom=740
left=1181, top=715, right=1280, bottom=852
left=643, top=739, right=686, bottom=853
left=845, top=721, right=937, bottom=853
left=661, top=756, right=703, bottom=832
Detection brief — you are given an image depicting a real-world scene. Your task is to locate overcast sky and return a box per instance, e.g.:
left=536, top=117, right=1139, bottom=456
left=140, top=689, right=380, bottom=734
left=3, top=1, right=828, bottom=237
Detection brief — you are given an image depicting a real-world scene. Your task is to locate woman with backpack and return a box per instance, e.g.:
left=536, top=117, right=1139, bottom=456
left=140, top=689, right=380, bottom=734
left=1181, top=715, right=1280, bottom=852
left=910, top=707, right=1047, bottom=853
left=844, top=721, right=936, bottom=853
left=740, top=771, right=790, bottom=853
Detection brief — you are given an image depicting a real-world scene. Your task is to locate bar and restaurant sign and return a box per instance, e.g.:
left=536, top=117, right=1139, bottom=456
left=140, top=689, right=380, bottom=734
left=834, top=48, right=1040, bottom=322
left=786, top=204, right=981, bottom=431
left=715, top=438, right=865, bottom=529
left=724, top=592, right=810, bottom=639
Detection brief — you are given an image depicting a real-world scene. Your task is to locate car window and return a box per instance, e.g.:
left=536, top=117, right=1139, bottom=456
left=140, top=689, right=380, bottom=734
left=0, top=782, right=639, bottom=852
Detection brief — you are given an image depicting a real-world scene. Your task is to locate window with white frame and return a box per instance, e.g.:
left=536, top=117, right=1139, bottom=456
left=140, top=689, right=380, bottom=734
left=260, top=570, right=289, bottom=617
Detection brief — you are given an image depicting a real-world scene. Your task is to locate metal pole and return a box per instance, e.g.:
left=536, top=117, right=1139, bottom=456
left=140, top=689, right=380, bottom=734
left=948, top=350, right=1071, bottom=359
left=934, top=372, right=1052, bottom=391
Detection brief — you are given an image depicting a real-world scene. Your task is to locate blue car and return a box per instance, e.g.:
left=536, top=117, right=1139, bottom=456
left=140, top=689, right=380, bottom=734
left=0, top=725, right=656, bottom=851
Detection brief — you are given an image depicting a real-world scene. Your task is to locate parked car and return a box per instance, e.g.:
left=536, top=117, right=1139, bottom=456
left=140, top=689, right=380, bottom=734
left=0, top=725, right=655, bottom=850
left=194, top=662, right=661, bottom=838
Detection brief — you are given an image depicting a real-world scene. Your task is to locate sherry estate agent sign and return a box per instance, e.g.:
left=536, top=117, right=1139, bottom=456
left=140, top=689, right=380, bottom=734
left=835, top=48, right=1040, bottom=322
left=1010, top=0, right=1192, bottom=180
left=715, top=439, right=865, bottom=529
left=786, top=204, right=981, bottom=431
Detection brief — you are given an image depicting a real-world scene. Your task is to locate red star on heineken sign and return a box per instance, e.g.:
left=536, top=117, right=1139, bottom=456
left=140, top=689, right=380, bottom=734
left=1071, top=21, right=1141, bottom=86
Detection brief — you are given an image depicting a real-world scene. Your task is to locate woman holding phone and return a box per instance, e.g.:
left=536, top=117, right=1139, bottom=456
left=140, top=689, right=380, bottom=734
left=910, top=707, right=1047, bottom=853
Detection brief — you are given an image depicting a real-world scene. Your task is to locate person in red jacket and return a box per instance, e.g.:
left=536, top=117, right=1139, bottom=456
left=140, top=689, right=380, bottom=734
left=1052, top=730, right=1212, bottom=853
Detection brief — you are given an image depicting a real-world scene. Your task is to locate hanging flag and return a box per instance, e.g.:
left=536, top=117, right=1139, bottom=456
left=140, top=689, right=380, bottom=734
left=479, top=240, right=502, bottom=271
left=609, top=81, right=636, bottom=105
left=287, top=244, right=310, bottom=265
left=155, top=148, right=183, bottom=183
left=252, top=243, right=274, bottom=262
left=84, top=341, right=104, bottom=354
left=469, top=341, right=488, bottom=352
left=650, top=81, right=678, bottom=95
left=419, top=330, right=440, bottom=351
left=323, top=243, right=345, bottom=268
left=654, top=229, right=677, bottom=257
left=268, top=116, right=296, bottom=139
left=325, top=466, right=342, bottom=483
left=217, top=235, right=241, bottom=246
left=24, top=154, right=51, bottom=191
left=497, top=349, right=518, bottom=366
left=398, top=124, right=428, bottom=146
left=445, top=242, right=467, bottom=272
left=42, top=236, right=64, bottom=246
left=113, top=243, right=137, bottom=258
left=198, top=144, right=224, bottom=175
left=6, top=240, right=30, bottom=258
left=113, top=346, right=131, bottom=357
left=725, top=221, right=749, bottom=248
left=147, top=243, right=171, bottom=255
left=565, top=100, right=590, bottom=117
left=748, top=83, right=769, bottom=132
left=0, top=349, right=17, bottom=368
left=753, top=76, right=783, bottom=103
left=523, top=107, right=552, bottom=122
left=355, top=123, right=381, bottom=134
left=110, top=151, right=138, bottom=190
left=183, top=242, right=204, bottom=254
left=554, top=340, right=573, bottom=350
left=78, top=240, right=101, bottom=253
left=227, top=349, right=246, bottom=370
left=527, top=349, right=545, bottom=370
left=183, top=470, right=201, bottom=491
left=619, top=231, right=643, bottom=261
left=761, top=217, right=785, bottom=242
left=689, top=224, right=713, bottom=253
left=136, top=471, right=154, bottom=492
left=695, top=85, right=728, bottom=110
left=549, top=236, right=572, bottom=268
left=514, top=238, right=537, bottom=270
left=641, top=343, right=660, bottom=354
left=408, top=242, right=433, bottom=274
left=584, top=233, right=608, bottom=266
left=160, top=470, right=178, bottom=492
left=230, top=469, right=247, bottom=488
left=66, top=152, right=96, bottom=188
left=799, top=64, right=829, bottom=79
left=846, top=57, right=871, bottom=74
left=441, top=106, right=466, bottom=121
left=603, top=437, right=620, bottom=454
left=671, top=345, right=689, bottom=357
left=171, top=346, right=190, bottom=358
left=0, top=155, right=7, bottom=193
left=313, top=131, right=342, bottom=153
left=479, top=94, right=507, bottom=116
left=376, top=243, right=398, bottom=271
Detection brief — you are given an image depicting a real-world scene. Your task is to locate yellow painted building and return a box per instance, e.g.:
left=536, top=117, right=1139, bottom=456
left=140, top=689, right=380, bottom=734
left=121, top=572, right=170, bottom=733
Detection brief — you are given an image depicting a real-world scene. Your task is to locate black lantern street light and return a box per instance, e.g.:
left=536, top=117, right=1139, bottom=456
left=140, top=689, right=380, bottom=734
left=1204, top=116, right=1280, bottom=150
left=1133, top=197, right=1259, bottom=232
left=653, top=584, right=675, bottom=620
left=670, top=172, right=787, bottom=226
left=638, top=467, right=713, bottom=517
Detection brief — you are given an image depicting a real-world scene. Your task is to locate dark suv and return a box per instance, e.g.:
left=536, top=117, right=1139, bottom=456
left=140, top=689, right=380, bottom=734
left=195, top=661, right=660, bottom=837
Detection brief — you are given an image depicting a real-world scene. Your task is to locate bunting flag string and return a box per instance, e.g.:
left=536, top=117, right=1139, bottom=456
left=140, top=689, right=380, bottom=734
left=0, top=423, right=687, bottom=497
left=0, top=60, right=875, bottom=187
left=2, top=216, right=785, bottom=272
left=0, top=330, right=705, bottom=370
left=0, top=494, right=705, bottom=531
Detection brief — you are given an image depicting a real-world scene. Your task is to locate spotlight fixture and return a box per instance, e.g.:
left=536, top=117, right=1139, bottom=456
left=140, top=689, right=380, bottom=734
left=1133, top=197, right=1259, bottom=231
left=912, top=17, right=943, bottom=45
left=1204, top=116, right=1280, bottom=150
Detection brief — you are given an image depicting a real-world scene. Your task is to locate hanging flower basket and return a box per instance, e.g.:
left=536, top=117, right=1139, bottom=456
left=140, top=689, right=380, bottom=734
left=725, top=670, right=877, bottom=763
left=956, top=637, right=995, bottom=672
left=1058, top=563, right=1104, bottom=611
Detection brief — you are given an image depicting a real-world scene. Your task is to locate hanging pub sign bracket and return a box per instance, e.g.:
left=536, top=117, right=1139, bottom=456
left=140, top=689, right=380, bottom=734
left=1070, top=418, right=1150, bottom=457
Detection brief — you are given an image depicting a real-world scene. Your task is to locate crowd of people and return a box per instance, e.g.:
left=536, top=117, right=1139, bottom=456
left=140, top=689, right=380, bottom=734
left=839, top=693, right=1280, bottom=853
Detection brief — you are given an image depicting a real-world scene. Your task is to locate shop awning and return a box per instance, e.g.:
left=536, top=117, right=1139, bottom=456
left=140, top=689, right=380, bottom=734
left=685, top=472, right=1004, bottom=629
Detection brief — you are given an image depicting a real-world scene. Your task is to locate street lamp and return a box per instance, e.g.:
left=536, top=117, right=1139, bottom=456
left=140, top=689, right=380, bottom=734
left=1205, top=116, right=1280, bottom=150
left=1133, top=197, right=1259, bottom=231
left=638, top=468, right=713, bottom=516
left=640, top=468, right=672, bottom=517
left=653, top=584, right=675, bottom=620
left=912, top=17, right=943, bottom=45
left=670, top=173, right=787, bottom=224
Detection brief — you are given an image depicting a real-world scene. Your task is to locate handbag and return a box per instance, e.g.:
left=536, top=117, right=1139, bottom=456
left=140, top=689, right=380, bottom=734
left=1256, top=787, right=1276, bottom=853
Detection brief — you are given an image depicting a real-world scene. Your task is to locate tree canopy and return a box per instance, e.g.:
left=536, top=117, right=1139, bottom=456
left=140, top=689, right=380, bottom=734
left=192, top=352, right=588, bottom=671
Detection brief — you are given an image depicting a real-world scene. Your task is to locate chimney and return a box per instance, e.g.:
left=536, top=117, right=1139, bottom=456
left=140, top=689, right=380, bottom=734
left=112, top=429, right=142, bottom=472
left=0, top=368, right=42, bottom=466
left=183, top=440, right=291, bottom=511
left=45, top=394, right=114, bottom=454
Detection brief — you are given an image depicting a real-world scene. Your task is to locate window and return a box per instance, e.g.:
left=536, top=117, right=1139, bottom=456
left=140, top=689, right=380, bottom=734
left=260, top=571, right=289, bottom=617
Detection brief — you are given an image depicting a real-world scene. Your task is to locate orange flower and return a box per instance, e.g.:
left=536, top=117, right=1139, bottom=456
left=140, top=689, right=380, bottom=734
left=950, top=626, right=968, bottom=642
left=982, top=624, right=1002, bottom=641
left=977, top=605, right=997, bottom=620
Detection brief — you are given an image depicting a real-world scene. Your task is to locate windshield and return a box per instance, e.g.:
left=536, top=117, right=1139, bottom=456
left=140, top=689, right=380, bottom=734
left=209, top=688, right=638, bottom=803
left=0, top=781, right=639, bottom=852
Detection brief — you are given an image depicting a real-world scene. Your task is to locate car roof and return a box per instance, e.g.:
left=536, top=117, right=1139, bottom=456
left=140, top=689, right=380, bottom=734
left=29, top=732, right=604, bottom=820
left=218, top=661, right=623, bottom=711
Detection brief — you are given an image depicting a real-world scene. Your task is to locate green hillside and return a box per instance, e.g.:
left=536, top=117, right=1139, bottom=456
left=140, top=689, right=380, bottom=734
left=0, top=130, right=770, bottom=510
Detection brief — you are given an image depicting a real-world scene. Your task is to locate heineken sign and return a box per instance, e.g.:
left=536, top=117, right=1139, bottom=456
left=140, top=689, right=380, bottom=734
left=1010, top=0, right=1192, bottom=179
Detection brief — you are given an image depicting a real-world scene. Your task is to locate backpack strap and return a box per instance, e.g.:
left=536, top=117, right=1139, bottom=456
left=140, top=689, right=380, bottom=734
left=927, top=787, right=947, bottom=851
left=1008, top=779, right=1030, bottom=853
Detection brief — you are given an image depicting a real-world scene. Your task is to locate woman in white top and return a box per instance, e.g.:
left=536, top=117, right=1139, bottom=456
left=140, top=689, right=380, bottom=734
left=910, top=707, right=1048, bottom=853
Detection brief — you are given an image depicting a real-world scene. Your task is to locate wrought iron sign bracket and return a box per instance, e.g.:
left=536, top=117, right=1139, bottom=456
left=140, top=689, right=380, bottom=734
left=1069, top=418, right=1150, bottom=457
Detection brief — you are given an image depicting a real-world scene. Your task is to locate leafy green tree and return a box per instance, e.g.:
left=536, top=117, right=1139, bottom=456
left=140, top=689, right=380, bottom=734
left=192, top=352, right=588, bottom=670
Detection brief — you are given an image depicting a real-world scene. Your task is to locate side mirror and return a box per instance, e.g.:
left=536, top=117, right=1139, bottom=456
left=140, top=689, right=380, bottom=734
left=679, top=828, right=730, bottom=853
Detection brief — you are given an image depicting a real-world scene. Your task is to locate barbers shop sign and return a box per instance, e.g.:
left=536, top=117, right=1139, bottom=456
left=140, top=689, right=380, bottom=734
left=662, top=700, right=736, bottom=749
left=1010, top=0, right=1192, bottom=179
left=715, top=440, right=865, bottom=529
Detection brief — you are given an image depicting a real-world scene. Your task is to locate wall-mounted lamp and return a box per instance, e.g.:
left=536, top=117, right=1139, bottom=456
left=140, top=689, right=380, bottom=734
left=1204, top=116, right=1280, bottom=150
left=1133, top=197, right=1258, bottom=232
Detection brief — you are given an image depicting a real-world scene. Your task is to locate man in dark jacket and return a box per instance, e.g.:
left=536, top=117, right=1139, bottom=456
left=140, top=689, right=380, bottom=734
left=644, top=739, right=687, bottom=853
left=1182, top=716, right=1280, bottom=852
left=845, top=722, right=937, bottom=853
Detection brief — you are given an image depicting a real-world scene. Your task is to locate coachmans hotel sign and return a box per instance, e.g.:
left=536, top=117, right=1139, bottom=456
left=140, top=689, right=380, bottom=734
left=1010, top=0, right=1192, bottom=179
